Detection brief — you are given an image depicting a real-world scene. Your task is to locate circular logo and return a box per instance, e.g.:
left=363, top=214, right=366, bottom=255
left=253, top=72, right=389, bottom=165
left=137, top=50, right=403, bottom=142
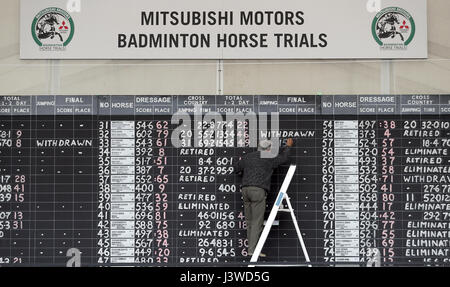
left=372, top=7, right=415, bottom=49
left=31, top=7, right=74, bottom=49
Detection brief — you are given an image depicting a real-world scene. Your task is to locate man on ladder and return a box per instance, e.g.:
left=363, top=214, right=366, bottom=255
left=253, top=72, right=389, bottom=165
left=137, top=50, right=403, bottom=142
left=234, top=138, right=294, bottom=258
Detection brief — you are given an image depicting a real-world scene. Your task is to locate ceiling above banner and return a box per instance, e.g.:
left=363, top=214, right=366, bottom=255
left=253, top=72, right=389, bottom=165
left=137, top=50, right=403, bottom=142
left=20, top=0, right=428, bottom=59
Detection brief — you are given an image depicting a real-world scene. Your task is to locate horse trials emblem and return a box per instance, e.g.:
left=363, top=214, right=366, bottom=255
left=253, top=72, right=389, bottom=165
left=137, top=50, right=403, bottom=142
left=372, top=7, right=415, bottom=50
left=31, top=7, right=74, bottom=51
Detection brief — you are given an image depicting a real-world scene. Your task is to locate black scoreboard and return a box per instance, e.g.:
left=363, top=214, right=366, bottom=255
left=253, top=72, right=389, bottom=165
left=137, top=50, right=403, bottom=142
left=1, top=95, right=450, bottom=267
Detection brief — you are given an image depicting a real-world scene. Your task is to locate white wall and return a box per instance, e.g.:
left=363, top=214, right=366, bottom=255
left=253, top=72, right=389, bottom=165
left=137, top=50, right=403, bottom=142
left=1, top=0, right=450, bottom=95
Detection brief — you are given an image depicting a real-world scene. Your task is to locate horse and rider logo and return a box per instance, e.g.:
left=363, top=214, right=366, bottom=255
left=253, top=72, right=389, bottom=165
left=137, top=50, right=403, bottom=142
left=31, top=7, right=74, bottom=50
left=372, top=7, right=415, bottom=50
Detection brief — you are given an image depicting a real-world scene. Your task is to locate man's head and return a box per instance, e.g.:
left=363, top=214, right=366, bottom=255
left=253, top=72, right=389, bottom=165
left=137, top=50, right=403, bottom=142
left=258, top=139, right=272, bottom=151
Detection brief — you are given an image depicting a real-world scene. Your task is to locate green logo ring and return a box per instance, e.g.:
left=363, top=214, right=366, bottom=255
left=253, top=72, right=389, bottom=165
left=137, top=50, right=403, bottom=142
left=371, top=7, right=415, bottom=46
left=31, top=7, right=75, bottom=47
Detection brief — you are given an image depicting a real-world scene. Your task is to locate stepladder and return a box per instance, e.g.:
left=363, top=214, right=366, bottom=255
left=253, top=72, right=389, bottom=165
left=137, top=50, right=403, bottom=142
left=249, top=165, right=311, bottom=266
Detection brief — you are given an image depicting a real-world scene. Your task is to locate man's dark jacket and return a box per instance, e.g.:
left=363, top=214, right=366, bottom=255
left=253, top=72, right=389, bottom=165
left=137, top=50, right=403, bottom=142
left=234, top=147, right=290, bottom=192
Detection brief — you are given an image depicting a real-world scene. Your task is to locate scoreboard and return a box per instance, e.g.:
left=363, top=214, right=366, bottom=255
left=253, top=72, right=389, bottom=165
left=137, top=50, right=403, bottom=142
left=0, top=95, right=450, bottom=266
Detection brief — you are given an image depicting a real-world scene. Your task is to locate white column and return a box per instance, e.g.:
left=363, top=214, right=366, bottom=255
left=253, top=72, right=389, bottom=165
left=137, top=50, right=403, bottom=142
left=334, top=120, right=359, bottom=263
left=110, top=121, right=135, bottom=264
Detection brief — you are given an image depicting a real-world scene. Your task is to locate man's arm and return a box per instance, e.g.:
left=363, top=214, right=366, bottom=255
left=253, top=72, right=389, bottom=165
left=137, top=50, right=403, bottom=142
left=234, top=157, right=244, bottom=175
left=271, top=138, right=294, bottom=168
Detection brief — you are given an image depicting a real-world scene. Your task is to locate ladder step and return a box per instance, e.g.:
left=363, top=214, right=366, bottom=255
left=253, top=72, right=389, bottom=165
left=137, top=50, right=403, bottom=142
left=263, top=220, right=279, bottom=226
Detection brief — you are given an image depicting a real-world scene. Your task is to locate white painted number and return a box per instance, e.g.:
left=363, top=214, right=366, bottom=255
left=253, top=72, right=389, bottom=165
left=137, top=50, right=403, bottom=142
left=366, top=248, right=381, bottom=267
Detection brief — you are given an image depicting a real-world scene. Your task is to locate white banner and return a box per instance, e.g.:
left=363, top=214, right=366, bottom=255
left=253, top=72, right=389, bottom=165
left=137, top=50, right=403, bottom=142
left=20, top=0, right=428, bottom=59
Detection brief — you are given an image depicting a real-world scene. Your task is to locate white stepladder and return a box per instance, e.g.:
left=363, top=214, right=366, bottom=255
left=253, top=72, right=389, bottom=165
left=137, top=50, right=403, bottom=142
left=249, top=165, right=311, bottom=267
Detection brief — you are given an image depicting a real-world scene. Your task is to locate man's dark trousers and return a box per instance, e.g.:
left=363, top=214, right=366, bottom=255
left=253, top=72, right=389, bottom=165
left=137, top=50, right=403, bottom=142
left=241, top=186, right=266, bottom=254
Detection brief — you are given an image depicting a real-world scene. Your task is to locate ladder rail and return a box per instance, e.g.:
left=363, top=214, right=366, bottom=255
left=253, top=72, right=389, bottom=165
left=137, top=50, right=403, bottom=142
left=285, top=195, right=311, bottom=265
left=249, top=165, right=310, bottom=265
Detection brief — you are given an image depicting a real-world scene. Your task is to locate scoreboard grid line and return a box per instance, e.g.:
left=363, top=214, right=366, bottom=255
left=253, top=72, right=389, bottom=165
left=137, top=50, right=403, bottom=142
left=0, top=95, right=450, bottom=266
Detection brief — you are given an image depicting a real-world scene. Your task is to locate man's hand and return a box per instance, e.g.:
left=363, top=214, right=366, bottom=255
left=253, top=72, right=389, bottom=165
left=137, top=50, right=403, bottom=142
left=286, top=138, right=294, bottom=147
